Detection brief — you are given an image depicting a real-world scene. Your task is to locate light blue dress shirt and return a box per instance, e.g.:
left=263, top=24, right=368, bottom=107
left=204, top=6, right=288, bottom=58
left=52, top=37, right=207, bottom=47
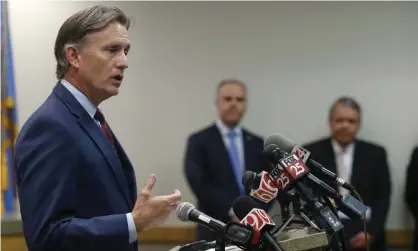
left=61, top=79, right=138, bottom=243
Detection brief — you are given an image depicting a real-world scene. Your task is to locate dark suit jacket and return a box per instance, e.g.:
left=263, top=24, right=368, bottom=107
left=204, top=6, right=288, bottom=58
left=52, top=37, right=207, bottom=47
left=405, top=146, right=418, bottom=251
left=184, top=124, right=268, bottom=225
left=15, top=83, right=138, bottom=251
left=303, top=137, right=391, bottom=250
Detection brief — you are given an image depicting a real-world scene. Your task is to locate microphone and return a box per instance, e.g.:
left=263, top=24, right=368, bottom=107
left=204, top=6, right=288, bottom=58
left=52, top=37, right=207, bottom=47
left=262, top=146, right=347, bottom=234
left=263, top=144, right=310, bottom=193
left=242, top=170, right=295, bottom=220
left=233, top=196, right=283, bottom=251
left=177, top=202, right=262, bottom=249
left=264, top=133, right=354, bottom=190
left=179, top=241, right=216, bottom=251
left=242, top=170, right=278, bottom=204
left=264, top=144, right=345, bottom=199
left=263, top=145, right=368, bottom=219
left=264, top=144, right=368, bottom=221
left=176, top=202, right=225, bottom=233
left=223, top=221, right=262, bottom=248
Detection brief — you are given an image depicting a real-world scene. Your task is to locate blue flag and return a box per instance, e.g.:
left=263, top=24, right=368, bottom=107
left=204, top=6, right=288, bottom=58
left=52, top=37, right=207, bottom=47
left=1, top=1, right=19, bottom=218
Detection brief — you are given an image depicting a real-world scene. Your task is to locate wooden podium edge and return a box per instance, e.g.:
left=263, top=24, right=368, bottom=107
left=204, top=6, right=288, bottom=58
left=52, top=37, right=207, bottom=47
left=0, top=226, right=414, bottom=251
left=386, top=228, right=413, bottom=247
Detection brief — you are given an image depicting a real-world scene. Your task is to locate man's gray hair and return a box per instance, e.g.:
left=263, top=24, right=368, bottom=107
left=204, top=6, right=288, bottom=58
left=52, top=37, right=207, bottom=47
left=329, top=96, right=361, bottom=120
left=216, top=78, right=247, bottom=96
left=54, top=5, right=131, bottom=79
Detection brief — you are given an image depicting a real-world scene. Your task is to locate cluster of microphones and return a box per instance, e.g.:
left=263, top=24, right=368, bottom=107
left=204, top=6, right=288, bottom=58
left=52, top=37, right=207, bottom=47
left=176, top=133, right=370, bottom=251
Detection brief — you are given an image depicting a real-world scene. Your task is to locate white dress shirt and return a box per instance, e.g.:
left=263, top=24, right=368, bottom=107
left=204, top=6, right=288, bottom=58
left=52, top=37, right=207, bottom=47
left=331, top=139, right=355, bottom=189
left=61, top=79, right=137, bottom=243
left=215, top=119, right=245, bottom=217
left=331, top=139, right=371, bottom=221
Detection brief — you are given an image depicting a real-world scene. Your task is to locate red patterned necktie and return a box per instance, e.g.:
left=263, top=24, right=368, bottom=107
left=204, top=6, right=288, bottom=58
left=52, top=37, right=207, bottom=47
left=94, top=109, right=115, bottom=148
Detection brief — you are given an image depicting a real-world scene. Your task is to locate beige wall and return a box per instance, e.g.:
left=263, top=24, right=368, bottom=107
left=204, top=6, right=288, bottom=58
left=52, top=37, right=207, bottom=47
left=7, top=1, right=418, bottom=229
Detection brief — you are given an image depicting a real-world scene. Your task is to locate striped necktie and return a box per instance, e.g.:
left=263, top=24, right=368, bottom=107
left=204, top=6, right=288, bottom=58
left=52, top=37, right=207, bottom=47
left=94, top=108, right=115, bottom=148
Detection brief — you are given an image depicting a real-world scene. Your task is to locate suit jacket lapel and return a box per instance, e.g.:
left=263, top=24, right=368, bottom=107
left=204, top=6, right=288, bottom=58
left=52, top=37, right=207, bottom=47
left=53, top=83, right=132, bottom=207
left=242, top=130, right=253, bottom=171
left=324, top=138, right=338, bottom=175
left=212, top=124, right=234, bottom=170
left=78, top=112, right=133, bottom=209
left=113, top=134, right=137, bottom=205
left=351, top=140, right=362, bottom=186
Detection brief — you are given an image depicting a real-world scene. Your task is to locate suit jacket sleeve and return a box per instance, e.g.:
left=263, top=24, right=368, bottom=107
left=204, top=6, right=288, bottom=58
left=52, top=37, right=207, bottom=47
left=405, top=147, right=418, bottom=218
left=15, top=117, right=131, bottom=251
left=184, top=135, right=231, bottom=215
left=368, top=147, right=392, bottom=238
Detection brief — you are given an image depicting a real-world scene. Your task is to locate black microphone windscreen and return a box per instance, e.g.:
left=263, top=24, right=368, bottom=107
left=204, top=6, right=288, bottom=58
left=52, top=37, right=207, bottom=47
left=263, top=144, right=286, bottom=166
left=263, top=144, right=278, bottom=156
left=242, top=171, right=256, bottom=188
left=232, top=196, right=260, bottom=220
left=264, top=133, right=296, bottom=153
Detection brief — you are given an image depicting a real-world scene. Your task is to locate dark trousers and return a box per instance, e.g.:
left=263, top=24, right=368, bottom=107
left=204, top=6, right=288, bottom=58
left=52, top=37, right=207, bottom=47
left=412, top=228, right=418, bottom=251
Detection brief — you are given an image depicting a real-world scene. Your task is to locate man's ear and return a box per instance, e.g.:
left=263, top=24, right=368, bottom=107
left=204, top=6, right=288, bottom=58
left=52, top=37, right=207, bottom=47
left=65, top=46, right=81, bottom=69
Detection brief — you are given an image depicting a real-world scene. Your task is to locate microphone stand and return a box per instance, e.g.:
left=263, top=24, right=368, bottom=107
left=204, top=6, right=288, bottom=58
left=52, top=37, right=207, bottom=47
left=326, top=228, right=348, bottom=251
left=282, top=186, right=347, bottom=251
left=276, top=191, right=295, bottom=222
left=306, top=196, right=347, bottom=251
left=338, top=229, right=348, bottom=251
left=325, top=198, right=348, bottom=251
left=215, top=237, right=225, bottom=251
left=272, top=193, right=320, bottom=237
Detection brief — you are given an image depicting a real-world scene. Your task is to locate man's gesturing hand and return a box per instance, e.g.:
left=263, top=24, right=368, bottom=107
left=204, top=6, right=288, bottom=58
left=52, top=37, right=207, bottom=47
left=132, top=174, right=182, bottom=232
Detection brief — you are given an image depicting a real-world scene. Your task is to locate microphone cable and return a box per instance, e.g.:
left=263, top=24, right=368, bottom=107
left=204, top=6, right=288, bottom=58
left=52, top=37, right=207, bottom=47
left=351, top=188, right=369, bottom=251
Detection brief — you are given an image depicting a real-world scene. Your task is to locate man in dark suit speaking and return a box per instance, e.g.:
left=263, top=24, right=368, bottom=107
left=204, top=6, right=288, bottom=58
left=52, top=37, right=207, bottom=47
left=303, top=97, right=391, bottom=251
left=14, top=5, right=181, bottom=251
left=183, top=79, right=267, bottom=241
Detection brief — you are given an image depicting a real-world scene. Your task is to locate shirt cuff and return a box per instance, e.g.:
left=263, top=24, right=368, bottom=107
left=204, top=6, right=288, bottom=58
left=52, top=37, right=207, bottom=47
left=126, top=213, right=137, bottom=243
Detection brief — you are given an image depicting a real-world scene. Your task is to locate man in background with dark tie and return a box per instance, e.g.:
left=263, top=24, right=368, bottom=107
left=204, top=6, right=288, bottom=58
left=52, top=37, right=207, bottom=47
left=184, top=79, right=267, bottom=241
left=303, top=96, right=391, bottom=251
left=14, top=5, right=181, bottom=251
